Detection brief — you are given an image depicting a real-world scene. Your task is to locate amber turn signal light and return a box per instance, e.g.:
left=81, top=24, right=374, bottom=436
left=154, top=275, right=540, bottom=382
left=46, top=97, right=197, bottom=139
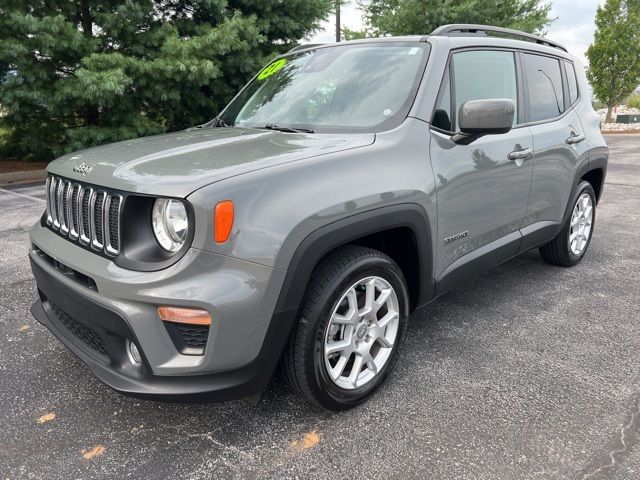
left=214, top=200, right=234, bottom=244
left=157, top=306, right=212, bottom=326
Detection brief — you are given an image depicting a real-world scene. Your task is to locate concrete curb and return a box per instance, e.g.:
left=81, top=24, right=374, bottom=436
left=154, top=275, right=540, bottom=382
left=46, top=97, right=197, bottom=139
left=0, top=169, right=47, bottom=186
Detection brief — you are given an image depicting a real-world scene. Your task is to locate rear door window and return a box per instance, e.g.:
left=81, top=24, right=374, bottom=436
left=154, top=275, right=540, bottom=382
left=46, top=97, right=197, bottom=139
left=523, top=53, right=565, bottom=122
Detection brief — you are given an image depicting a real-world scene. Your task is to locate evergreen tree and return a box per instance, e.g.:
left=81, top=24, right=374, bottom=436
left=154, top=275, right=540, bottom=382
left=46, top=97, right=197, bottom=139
left=587, top=0, right=640, bottom=123
left=354, top=0, right=552, bottom=37
left=0, top=1, right=332, bottom=160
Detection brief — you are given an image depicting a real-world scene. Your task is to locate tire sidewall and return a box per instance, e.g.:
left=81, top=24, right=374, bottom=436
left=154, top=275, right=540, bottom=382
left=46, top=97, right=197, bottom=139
left=306, top=255, right=409, bottom=409
left=566, top=181, right=597, bottom=263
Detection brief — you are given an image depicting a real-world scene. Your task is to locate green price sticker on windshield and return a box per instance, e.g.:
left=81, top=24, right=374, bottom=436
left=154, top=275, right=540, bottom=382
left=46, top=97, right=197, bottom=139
left=257, top=58, right=288, bottom=80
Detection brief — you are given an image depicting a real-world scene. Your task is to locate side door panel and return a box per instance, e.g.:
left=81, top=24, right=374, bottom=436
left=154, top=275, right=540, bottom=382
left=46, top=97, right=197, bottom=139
left=431, top=128, right=533, bottom=278
left=428, top=49, right=534, bottom=280
left=520, top=53, right=590, bottom=230
left=524, top=110, right=589, bottom=228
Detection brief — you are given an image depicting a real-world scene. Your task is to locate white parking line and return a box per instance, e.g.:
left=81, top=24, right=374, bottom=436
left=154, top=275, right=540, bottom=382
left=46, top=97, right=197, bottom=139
left=13, top=185, right=46, bottom=196
left=0, top=186, right=46, bottom=203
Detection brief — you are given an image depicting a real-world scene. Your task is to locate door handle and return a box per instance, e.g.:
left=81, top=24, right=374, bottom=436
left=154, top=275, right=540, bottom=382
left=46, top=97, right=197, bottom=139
left=508, top=147, right=533, bottom=161
left=566, top=133, right=585, bottom=145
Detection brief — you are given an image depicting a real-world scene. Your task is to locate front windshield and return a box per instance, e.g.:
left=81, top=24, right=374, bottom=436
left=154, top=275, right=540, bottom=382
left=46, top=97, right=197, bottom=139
left=219, top=43, right=429, bottom=132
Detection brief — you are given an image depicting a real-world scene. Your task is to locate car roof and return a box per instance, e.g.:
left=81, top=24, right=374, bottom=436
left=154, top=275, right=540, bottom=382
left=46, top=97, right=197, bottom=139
left=286, top=35, right=425, bottom=54
left=289, top=24, right=573, bottom=61
left=426, top=35, right=574, bottom=61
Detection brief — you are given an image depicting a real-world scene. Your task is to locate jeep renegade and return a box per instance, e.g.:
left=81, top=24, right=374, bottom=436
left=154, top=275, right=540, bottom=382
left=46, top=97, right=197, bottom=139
left=29, top=25, right=608, bottom=410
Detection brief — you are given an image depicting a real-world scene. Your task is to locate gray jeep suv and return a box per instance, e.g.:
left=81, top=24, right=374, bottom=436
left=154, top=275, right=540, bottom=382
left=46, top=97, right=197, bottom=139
left=29, top=25, right=608, bottom=410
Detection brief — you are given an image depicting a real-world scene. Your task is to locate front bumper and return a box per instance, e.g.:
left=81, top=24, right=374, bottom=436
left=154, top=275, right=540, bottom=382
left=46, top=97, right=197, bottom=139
left=29, top=224, right=292, bottom=401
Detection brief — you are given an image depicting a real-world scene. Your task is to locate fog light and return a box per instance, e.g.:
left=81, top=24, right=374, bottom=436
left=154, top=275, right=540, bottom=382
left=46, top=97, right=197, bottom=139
left=126, top=339, right=142, bottom=367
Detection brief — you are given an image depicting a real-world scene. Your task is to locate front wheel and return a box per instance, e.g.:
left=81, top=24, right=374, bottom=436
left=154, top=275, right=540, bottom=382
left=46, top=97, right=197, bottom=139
left=539, top=180, right=596, bottom=267
left=283, top=245, right=409, bottom=410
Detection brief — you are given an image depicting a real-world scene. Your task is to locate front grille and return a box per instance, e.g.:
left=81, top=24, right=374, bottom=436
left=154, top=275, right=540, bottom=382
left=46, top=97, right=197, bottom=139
left=45, top=175, right=123, bottom=256
left=50, top=302, right=108, bottom=356
left=70, top=184, right=80, bottom=239
left=108, top=196, right=121, bottom=252
left=93, top=191, right=105, bottom=249
left=61, top=182, right=70, bottom=233
left=81, top=188, right=91, bottom=241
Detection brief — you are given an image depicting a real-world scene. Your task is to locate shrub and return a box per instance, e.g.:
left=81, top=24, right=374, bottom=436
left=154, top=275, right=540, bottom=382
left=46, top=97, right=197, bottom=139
left=627, top=94, right=640, bottom=109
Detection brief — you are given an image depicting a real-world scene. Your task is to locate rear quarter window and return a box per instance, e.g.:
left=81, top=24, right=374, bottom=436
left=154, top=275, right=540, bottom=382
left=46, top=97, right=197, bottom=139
left=564, top=60, right=579, bottom=105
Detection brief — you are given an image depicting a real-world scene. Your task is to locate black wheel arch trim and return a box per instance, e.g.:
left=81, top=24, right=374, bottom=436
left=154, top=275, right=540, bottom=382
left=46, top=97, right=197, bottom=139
left=561, top=154, right=607, bottom=225
left=273, top=203, right=435, bottom=317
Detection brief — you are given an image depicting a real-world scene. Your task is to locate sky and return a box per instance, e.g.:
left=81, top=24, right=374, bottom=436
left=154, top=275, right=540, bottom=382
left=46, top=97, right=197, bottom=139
left=308, top=0, right=602, bottom=66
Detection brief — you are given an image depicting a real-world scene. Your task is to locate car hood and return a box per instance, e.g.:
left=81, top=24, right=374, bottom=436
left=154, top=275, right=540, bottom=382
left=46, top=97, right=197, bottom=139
left=47, top=127, right=375, bottom=197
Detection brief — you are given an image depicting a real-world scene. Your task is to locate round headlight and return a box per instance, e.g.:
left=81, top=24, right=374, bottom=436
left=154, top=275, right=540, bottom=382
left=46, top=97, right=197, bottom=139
left=152, top=199, right=188, bottom=252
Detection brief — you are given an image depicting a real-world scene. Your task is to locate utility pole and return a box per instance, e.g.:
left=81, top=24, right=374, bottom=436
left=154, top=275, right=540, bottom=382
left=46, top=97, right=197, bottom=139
left=335, top=0, right=341, bottom=42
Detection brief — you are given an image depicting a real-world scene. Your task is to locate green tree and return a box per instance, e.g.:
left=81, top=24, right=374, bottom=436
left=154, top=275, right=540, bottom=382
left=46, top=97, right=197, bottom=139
left=0, top=0, right=332, bottom=161
left=587, top=0, right=640, bottom=123
left=353, top=0, right=552, bottom=37
left=341, top=26, right=370, bottom=40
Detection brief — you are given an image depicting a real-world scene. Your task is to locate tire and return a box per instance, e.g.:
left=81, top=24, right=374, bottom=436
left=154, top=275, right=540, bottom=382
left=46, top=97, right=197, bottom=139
left=283, top=245, right=409, bottom=411
left=539, top=180, right=596, bottom=267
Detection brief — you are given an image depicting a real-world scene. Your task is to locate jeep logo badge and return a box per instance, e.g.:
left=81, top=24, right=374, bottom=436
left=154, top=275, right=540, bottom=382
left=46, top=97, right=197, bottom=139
left=73, top=163, right=93, bottom=176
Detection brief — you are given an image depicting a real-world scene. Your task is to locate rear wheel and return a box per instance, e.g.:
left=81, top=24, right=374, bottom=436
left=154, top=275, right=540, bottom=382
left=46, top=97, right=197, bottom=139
left=283, top=245, right=409, bottom=410
left=539, top=180, right=596, bottom=267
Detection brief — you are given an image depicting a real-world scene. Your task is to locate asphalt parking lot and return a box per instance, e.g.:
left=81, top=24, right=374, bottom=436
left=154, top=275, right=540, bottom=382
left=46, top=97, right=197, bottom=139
left=1, top=134, right=639, bottom=479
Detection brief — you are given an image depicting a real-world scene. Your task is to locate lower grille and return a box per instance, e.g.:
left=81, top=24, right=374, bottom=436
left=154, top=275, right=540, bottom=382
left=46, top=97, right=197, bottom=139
left=33, top=247, right=97, bottom=291
left=177, top=325, right=209, bottom=349
left=50, top=302, right=108, bottom=356
left=164, top=322, right=209, bottom=355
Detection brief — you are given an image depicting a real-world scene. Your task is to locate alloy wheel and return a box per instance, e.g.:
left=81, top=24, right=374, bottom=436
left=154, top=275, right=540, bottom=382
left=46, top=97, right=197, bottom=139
left=323, top=276, right=400, bottom=390
left=569, top=192, right=593, bottom=255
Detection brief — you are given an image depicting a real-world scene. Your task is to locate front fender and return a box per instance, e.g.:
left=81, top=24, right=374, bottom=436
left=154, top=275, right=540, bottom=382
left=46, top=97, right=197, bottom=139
left=187, top=118, right=437, bottom=270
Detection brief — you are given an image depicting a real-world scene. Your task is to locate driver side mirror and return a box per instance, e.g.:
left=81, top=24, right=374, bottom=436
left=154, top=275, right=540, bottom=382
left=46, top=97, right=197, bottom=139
left=452, top=99, right=515, bottom=145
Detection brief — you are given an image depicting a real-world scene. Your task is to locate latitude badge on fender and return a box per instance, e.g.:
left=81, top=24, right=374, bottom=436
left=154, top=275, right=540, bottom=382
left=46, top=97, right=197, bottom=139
left=444, top=231, right=469, bottom=245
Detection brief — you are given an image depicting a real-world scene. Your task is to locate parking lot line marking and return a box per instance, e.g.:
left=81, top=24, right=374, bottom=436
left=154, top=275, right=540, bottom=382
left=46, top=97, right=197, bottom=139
left=37, top=412, right=56, bottom=424
left=606, top=182, right=640, bottom=188
left=82, top=445, right=106, bottom=459
left=0, top=186, right=46, bottom=203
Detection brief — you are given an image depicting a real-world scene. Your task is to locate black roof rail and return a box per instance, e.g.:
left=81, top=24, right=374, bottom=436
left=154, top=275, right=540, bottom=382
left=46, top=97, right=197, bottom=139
left=430, top=24, right=567, bottom=52
left=287, top=43, right=325, bottom=53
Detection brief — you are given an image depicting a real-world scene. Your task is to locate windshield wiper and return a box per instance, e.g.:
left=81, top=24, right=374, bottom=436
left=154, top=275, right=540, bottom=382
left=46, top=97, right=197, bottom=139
left=263, top=124, right=314, bottom=133
left=213, top=117, right=233, bottom=128
left=197, top=117, right=232, bottom=129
